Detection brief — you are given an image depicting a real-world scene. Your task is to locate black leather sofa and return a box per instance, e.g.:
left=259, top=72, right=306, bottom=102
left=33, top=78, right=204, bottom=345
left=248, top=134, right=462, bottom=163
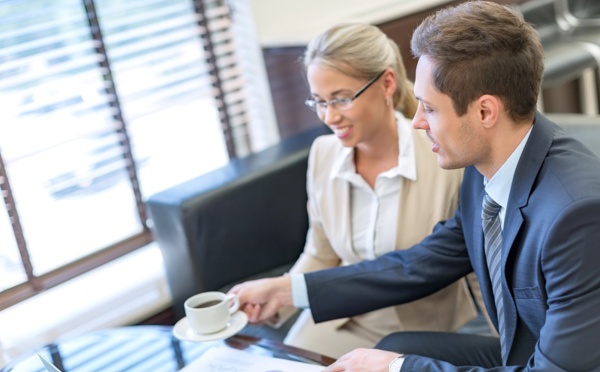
left=147, top=114, right=600, bottom=340
left=147, top=124, right=330, bottom=321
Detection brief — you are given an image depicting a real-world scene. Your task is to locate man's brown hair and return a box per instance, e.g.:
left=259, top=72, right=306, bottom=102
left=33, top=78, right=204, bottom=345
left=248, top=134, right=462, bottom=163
left=411, top=1, right=544, bottom=122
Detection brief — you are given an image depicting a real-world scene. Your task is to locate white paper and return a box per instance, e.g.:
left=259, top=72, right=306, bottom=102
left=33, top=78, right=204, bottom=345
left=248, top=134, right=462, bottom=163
left=179, top=346, right=325, bottom=372
left=38, top=354, right=62, bottom=372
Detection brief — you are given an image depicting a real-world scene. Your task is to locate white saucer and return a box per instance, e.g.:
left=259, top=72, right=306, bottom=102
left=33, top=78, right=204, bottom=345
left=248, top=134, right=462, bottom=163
left=173, top=311, right=248, bottom=342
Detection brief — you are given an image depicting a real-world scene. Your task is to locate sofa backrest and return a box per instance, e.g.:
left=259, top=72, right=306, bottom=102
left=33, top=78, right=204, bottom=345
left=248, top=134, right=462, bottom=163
left=547, top=113, right=600, bottom=157
left=148, top=113, right=600, bottom=320
left=148, top=125, right=330, bottom=319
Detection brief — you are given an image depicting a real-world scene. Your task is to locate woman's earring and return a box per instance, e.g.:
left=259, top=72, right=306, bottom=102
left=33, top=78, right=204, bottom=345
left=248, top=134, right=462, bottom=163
left=386, top=98, right=391, bottom=106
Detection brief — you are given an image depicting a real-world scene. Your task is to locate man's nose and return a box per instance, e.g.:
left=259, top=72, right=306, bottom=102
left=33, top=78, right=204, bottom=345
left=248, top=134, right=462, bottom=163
left=412, top=103, right=429, bottom=130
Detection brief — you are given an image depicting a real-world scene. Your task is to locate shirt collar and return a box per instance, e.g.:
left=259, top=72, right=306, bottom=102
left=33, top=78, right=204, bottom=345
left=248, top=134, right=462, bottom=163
left=331, top=112, right=417, bottom=181
left=485, top=126, right=533, bottom=212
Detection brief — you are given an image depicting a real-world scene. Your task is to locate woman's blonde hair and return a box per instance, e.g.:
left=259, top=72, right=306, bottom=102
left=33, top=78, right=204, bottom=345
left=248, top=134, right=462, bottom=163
left=303, top=22, right=417, bottom=118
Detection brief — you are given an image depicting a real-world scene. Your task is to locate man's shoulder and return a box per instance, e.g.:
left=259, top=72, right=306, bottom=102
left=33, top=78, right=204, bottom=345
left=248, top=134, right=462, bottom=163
left=546, top=125, right=600, bottom=193
left=519, top=114, right=600, bottom=202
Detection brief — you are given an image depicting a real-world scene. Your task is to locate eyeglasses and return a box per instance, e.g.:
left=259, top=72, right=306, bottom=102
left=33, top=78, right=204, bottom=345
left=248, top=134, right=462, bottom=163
left=304, top=70, right=386, bottom=113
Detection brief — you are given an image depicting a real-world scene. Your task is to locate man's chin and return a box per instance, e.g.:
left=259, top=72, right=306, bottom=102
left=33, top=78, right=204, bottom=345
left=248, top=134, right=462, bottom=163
left=437, top=156, right=450, bottom=169
left=437, top=157, right=462, bottom=170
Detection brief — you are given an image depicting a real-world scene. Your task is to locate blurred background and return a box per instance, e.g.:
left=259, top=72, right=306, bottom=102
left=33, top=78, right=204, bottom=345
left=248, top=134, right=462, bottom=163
left=1, top=0, right=594, bottom=365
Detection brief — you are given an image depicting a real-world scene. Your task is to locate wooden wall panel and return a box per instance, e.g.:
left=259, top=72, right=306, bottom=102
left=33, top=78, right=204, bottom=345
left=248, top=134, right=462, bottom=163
left=263, top=0, right=542, bottom=139
left=378, top=0, right=527, bottom=82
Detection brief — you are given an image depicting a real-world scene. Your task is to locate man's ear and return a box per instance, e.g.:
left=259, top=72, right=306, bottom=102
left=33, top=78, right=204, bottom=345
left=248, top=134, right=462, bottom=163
left=477, top=95, right=500, bottom=128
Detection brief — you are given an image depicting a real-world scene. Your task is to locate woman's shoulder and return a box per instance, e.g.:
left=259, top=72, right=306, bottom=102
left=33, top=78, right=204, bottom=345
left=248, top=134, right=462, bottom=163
left=310, top=133, right=345, bottom=159
left=311, top=132, right=340, bottom=148
left=307, top=133, right=349, bottom=182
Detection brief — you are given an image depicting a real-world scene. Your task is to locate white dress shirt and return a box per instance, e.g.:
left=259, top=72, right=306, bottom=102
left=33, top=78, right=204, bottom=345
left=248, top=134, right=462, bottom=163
left=335, top=113, right=416, bottom=260
left=485, top=127, right=533, bottom=227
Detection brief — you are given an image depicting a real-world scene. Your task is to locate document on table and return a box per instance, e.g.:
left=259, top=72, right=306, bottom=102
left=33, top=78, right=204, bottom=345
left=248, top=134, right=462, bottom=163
left=179, top=346, right=326, bottom=372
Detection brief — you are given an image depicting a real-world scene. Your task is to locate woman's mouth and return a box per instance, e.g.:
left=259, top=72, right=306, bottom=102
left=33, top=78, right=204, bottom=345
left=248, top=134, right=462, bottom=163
left=333, top=126, right=352, bottom=139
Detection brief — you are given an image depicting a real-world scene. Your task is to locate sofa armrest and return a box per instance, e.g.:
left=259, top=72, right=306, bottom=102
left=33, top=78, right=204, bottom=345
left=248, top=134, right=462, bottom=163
left=147, top=125, right=330, bottom=319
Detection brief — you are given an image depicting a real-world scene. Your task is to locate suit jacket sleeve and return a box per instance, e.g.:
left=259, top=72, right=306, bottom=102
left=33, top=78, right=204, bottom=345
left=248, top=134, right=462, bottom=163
left=305, top=202, right=472, bottom=323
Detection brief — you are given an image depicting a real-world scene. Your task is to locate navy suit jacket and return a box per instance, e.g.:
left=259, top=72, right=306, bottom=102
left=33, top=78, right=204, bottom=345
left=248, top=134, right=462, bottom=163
left=305, top=113, right=600, bottom=371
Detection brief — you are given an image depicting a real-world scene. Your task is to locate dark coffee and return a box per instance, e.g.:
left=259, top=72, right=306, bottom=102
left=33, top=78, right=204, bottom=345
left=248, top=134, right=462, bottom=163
left=193, top=300, right=221, bottom=309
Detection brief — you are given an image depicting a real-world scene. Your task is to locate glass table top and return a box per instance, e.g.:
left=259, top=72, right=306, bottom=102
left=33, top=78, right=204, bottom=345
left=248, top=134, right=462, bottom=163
left=1, top=326, right=333, bottom=372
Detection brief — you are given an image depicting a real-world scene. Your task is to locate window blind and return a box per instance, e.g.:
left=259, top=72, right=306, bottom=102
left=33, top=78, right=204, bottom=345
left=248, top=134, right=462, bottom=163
left=0, top=0, right=257, bottom=310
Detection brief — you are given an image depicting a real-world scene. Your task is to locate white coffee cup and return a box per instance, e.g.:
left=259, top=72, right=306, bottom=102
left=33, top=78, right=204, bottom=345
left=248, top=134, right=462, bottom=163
left=184, top=291, right=240, bottom=335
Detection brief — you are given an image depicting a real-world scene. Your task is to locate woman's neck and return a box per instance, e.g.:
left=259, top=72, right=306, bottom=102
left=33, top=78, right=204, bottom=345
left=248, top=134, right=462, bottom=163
left=354, top=116, right=400, bottom=188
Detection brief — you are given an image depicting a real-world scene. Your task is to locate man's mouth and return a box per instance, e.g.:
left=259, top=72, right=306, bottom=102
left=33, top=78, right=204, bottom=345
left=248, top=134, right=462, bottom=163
left=427, top=134, right=439, bottom=153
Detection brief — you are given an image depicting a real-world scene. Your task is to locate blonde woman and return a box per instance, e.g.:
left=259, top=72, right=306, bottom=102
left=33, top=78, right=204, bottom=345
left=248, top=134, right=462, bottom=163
left=232, top=22, right=487, bottom=358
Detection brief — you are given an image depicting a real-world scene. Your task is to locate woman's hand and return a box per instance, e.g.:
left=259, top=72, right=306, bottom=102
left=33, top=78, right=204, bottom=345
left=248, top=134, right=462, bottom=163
left=228, top=275, right=294, bottom=323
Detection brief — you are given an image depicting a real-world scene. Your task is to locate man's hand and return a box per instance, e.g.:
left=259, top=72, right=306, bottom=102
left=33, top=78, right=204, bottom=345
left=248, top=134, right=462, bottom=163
left=324, top=349, right=402, bottom=372
left=228, top=276, right=294, bottom=323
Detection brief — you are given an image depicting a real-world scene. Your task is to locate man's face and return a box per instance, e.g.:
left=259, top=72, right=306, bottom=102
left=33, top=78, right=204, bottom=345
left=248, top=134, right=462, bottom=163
left=412, top=56, right=485, bottom=170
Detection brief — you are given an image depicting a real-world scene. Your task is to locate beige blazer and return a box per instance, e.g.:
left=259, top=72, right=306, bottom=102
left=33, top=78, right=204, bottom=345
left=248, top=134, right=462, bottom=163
left=289, top=123, right=477, bottom=334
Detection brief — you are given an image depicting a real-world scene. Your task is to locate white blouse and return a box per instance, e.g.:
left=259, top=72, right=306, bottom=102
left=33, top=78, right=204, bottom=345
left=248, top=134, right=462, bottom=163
left=332, top=113, right=417, bottom=260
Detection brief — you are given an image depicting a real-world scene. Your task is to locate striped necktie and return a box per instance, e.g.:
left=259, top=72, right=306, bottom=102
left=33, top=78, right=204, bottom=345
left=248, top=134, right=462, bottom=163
left=482, top=193, right=507, bottom=363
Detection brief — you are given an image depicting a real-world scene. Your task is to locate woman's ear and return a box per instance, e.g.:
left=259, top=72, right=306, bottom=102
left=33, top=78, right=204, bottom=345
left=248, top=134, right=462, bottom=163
left=382, top=68, right=397, bottom=98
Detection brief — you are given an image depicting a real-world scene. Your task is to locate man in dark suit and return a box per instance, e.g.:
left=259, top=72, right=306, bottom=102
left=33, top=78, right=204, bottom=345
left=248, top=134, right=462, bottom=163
left=231, top=1, right=600, bottom=370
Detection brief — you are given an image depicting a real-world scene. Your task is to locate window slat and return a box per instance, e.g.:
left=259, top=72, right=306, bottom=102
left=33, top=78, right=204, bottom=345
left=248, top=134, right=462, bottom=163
left=0, top=0, right=255, bottom=313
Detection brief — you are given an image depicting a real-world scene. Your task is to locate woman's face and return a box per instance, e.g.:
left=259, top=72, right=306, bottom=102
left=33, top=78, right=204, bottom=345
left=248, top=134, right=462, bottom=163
left=306, top=64, right=392, bottom=148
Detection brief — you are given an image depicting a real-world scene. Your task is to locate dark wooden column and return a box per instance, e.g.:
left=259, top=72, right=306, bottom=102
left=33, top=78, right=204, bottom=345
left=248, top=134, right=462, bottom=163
left=262, top=46, right=320, bottom=139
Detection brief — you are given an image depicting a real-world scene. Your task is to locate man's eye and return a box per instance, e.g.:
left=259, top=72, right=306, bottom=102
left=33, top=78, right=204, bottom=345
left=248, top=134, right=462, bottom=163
left=423, top=106, right=433, bottom=113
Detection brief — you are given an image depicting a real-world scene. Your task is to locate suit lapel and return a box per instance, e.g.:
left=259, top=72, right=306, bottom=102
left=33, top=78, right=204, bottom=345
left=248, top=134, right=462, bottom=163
left=339, top=180, right=353, bottom=256
left=319, top=144, right=354, bottom=262
left=323, top=173, right=355, bottom=262
left=500, top=112, right=556, bottom=359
